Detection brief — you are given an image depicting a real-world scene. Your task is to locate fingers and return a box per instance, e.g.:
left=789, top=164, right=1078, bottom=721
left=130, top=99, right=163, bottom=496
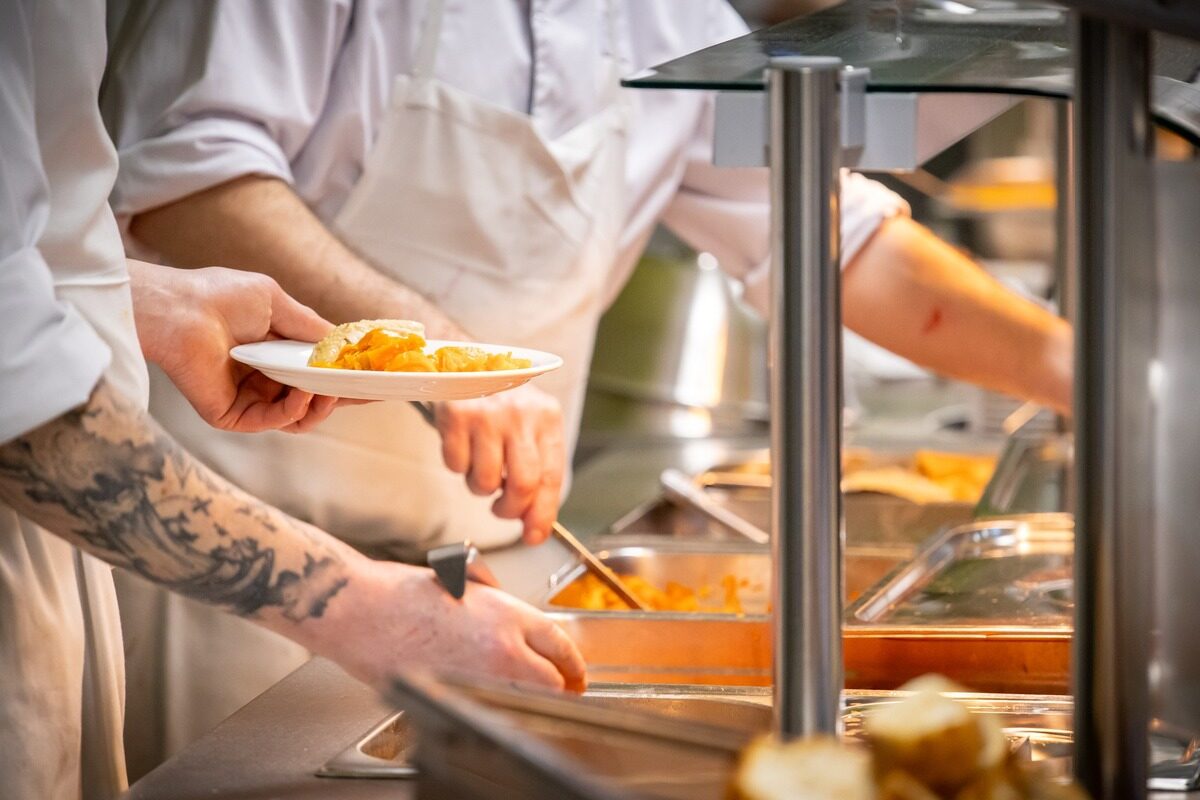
left=437, top=402, right=508, bottom=496
left=519, top=423, right=565, bottom=545
left=437, top=390, right=566, bottom=541
left=437, top=403, right=472, bottom=474
left=524, top=620, right=587, bottom=693
left=466, top=424, right=504, bottom=495
left=218, top=372, right=327, bottom=433
left=458, top=586, right=568, bottom=690
left=490, top=429, right=541, bottom=519
left=266, top=278, right=334, bottom=343
left=499, top=645, right=568, bottom=691
left=286, top=393, right=340, bottom=433
left=238, top=388, right=313, bottom=433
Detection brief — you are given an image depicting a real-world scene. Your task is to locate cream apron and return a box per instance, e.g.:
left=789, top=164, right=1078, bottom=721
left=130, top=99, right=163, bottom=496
left=0, top=2, right=150, bottom=795
left=126, top=0, right=629, bottom=760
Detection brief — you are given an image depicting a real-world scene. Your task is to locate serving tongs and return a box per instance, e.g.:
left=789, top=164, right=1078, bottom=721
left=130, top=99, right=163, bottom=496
left=550, top=521, right=649, bottom=611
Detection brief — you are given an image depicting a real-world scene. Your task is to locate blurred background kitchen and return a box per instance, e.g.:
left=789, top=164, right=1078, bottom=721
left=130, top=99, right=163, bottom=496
left=579, top=1, right=1074, bottom=461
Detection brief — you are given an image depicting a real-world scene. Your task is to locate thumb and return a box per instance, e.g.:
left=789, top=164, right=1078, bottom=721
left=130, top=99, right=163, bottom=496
left=267, top=281, right=334, bottom=343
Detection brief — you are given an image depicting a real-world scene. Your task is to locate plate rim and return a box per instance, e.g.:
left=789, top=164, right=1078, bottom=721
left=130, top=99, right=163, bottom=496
left=229, top=338, right=564, bottom=380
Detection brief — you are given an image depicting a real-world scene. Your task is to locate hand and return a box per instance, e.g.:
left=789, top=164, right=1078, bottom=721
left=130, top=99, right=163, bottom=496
left=313, top=559, right=587, bottom=693
left=128, top=261, right=344, bottom=433
left=434, top=384, right=566, bottom=544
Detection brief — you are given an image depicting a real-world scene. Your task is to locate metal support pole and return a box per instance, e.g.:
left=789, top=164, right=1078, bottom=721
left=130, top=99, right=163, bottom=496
left=1071, top=14, right=1157, bottom=800
left=767, top=56, right=844, bottom=739
left=1052, top=100, right=1076, bottom=463
left=1053, top=100, right=1076, bottom=328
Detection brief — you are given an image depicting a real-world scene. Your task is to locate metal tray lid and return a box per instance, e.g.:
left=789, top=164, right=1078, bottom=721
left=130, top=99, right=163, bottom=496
left=386, top=672, right=751, bottom=800
left=847, top=514, right=1075, bottom=628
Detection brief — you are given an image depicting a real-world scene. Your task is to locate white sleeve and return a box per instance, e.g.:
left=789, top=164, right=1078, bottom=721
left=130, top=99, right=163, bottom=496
left=661, top=98, right=910, bottom=315
left=104, top=0, right=351, bottom=221
left=0, top=0, right=110, bottom=444
left=659, top=1, right=909, bottom=314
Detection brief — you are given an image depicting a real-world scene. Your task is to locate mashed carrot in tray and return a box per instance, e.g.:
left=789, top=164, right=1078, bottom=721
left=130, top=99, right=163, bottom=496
left=308, top=319, right=532, bottom=373
left=551, top=572, right=749, bottom=615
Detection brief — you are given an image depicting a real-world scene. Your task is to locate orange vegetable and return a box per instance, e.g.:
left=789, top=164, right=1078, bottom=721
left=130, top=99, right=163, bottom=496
left=550, top=573, right=747, bottom=614
left=321, top=327, right=531, bottom=373
left=434, top=346, right=531, bottom=372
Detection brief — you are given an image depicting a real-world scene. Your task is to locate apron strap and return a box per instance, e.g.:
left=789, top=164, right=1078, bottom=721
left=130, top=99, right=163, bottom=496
left=413, top=0, right=447, bottom=80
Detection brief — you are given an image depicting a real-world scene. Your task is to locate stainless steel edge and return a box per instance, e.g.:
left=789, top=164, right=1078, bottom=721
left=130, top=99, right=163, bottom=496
left=317, top=711, right=418, bottom=779
left=768, top=56, right=844, bottom=739
left=658, top=468, right=770, bottom=544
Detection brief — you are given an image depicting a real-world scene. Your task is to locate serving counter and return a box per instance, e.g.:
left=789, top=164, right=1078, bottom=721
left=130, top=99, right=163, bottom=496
left=116, top=430, right=1142, bottom=799
left=125, top=658, right=393, bottom=800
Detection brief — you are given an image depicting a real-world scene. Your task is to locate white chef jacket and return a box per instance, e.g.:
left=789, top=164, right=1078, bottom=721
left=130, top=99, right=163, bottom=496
left=104, top=0, right=908, bottom=310
left=1, top=15, right=111, bottom=443
left=1, top=1, right=150, bottom=798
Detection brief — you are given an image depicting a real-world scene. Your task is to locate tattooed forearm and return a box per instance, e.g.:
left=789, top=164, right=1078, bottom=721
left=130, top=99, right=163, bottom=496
left=0, top=379, right=352, bottom=623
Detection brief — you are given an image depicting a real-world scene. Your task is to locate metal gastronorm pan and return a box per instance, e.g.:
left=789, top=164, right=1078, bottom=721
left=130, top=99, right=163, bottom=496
left=542, top=525, right=1072, bottom=694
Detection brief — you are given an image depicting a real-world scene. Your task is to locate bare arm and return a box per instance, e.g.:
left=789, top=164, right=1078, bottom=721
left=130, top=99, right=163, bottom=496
left=842, top=216, right=1073, bottom=415
left=129, top=176, right=469, bottom=339
left=0, top=380, right=585, bottom=691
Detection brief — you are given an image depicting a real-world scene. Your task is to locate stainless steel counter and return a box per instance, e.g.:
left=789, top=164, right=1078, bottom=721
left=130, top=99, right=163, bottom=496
left=125, top=658, right=398, bottom=800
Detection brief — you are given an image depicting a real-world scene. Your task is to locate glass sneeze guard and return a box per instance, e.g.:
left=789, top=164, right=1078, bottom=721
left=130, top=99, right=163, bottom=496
left=623, top=0, right=1200, bottom=144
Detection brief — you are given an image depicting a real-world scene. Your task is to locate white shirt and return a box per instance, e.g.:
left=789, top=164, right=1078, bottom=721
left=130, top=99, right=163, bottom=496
left=1, top=0, right=145, bottom=443
left=104, top=0, right=908, bottom=311
left=1, top=4, right=146, bottom=798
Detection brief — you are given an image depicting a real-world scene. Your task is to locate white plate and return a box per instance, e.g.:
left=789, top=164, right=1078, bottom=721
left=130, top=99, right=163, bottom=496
left=229, top=339, right=563, bottom=401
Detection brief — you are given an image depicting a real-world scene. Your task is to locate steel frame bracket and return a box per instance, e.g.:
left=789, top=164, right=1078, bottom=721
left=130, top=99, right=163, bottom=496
left=714, top=80, right=1018, bottom=173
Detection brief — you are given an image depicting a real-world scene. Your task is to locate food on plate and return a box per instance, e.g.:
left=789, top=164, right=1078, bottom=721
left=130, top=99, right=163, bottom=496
left=550, top=572, right=749, bottom=614
left=432, top=345, right=532, bottom=372
left=309, top=318, right=425, bottom=366
left=308, top=319, right=532, bottom=372
left=732, top=675, right=1090, bottom=800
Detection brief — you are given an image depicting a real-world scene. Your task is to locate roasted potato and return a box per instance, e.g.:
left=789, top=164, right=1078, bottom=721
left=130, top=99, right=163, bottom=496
left=731, top=736, right=876, bottom=800
left=732, top=674, right=1089, bottom=800
left=879, top=770, right=941, bottom=800
left=866, top=677, right=999, bottom=795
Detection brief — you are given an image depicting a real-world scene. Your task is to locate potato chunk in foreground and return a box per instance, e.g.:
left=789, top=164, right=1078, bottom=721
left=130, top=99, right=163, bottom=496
left=733, top=737, right=875, bottom=800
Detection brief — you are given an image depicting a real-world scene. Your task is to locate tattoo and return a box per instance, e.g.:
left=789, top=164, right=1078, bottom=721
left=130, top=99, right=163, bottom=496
left=0, top=380, right=347, bottom=622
